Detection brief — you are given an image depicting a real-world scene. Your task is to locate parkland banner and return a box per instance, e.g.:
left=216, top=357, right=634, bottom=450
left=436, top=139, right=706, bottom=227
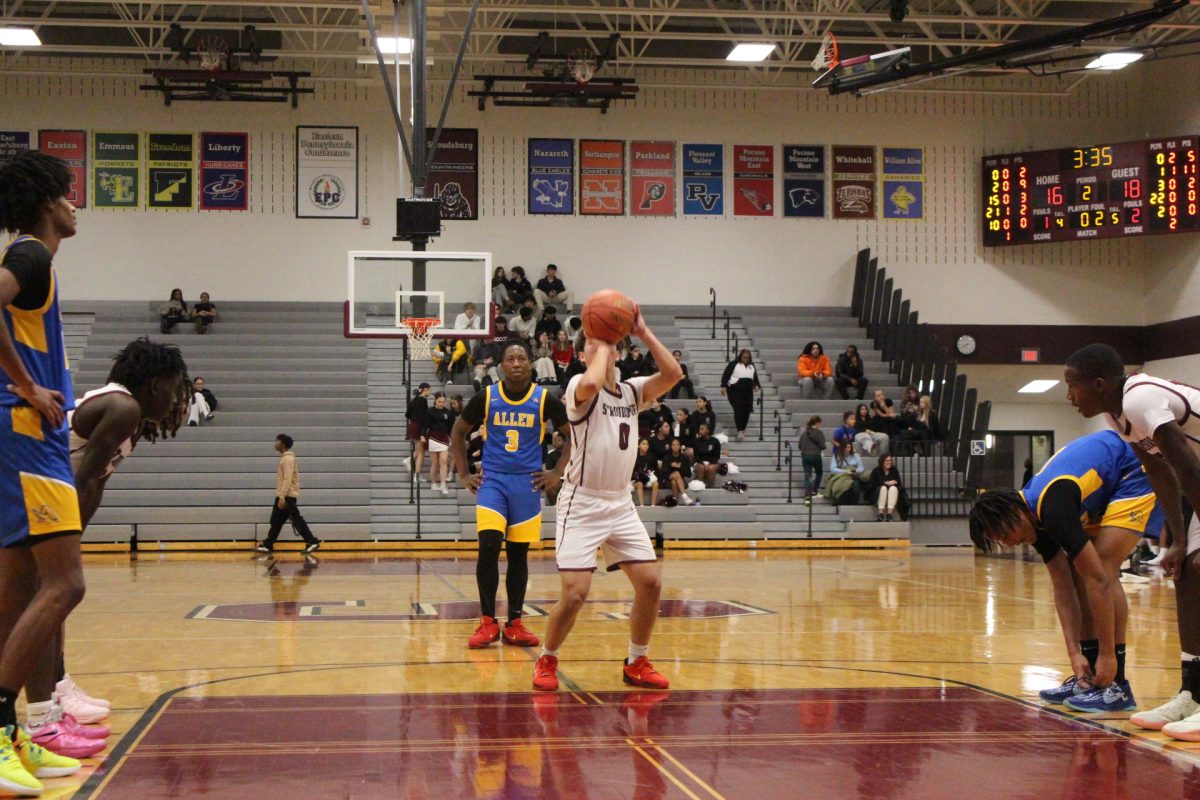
left=882, top=147, right=924, bottom=220
left=424, top=128, right=478, bottom=220
left=92, top=132, right=140, bottom=209
left=579, top=139, right=625, bottom=216
left=630, top=141, right=676, bottom=217
left=146, top=133, right=195, bottom=210
left=528, top=138, right=574, bottom=215
left=832, top=146, right=877, bottom=219
left=296, top=126, right=358, bottom=219
left=733, top=145, right=774, bottom=217
left=38, top=130, right=87, bottom=208
left=782, top=145, right=826, bottom=218
left=199, top=132, right=248, bottom=211
left=682, top=144, right=724, bottom=216
left=0, top=132, right=31, bottom=165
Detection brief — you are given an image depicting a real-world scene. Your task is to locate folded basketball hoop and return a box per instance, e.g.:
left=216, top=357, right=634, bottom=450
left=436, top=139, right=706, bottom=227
left=811, top=31, right=838, bottom=71
left=400, top=317, right=441, bottom=360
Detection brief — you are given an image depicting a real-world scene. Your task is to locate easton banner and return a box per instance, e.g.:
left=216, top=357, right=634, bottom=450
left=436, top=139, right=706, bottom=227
left=682, top=143, right=724, bottom=216
left=832, top=146, right=877, bottom=219
left=0, top=132, right=31, bottom=165
left=783, top=145, right=826, bottom=218
left=296, top=126, right=358, bottom=219
left=630, top=141, right=675, bottom=217
left=882, top=147, right=924, bottom=220
left=528, top=138, right=574, bottom=215
left=733, top=145, right=774, bottom=217
left=424, top=128, right=478, bottom=220
left=579, top=139, right=625, bottom=216
left=92, top=132, right=140, bottom=209
left=199, top=132, right=249, bottom=211
left=146, top=133, right=194, bottom=210
left=38, top=130, right=87, bottom=208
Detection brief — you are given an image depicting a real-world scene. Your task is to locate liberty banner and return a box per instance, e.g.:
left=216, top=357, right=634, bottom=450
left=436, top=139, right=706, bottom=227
left=146, top=133, right=195, bottom=210
left=0, top=132, right=31, bottom=165
left=528, top=138, right=574, bottom=215
left=38, top=130, right=87, bottom=208
left=199, top=132, right=249, bottom=211
left=579, top=140, right=625, bottom=216
left=630, top=141, right=675, bottom=217
left=881, top=147, right=924, bottom=220
left=296, top=126, right=358, bottom=219
left=92, top=132, right=141, bottom=209
left=782, top=145, right=826, bottom=218
left=832, top=146, right=877, bottom=220
left=733, top=145, right=774, bottom=217
left=424, top=128, right=478, bottom=220
left=682, top=144, right=724, bottom=216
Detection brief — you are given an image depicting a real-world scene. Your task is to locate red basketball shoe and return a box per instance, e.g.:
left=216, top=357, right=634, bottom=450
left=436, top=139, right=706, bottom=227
left=468, top=616, right=501, bottom=649
left=532, top=655, right=559, bottom=691
left=502, top=618, right=540, bottom=647
left=622, top=656, right=670, bottom=689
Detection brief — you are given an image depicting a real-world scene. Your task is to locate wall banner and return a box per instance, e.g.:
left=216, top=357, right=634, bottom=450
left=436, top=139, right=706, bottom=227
left=782, top=145, right=826, bottom=218
left=38, top=130, right=87, bottom=208
left=630, top=141, right=676, bottom=217
left=682, top=144, right=724, bottom=216
left=199, top=132, right=249, bottom=211
left=296, top=126, right=359, bottom=219
left=832, top=146, right=877, bottom=220
left=733, top=145, right=774, bottom=217
left=579, top=139, right=625, bottom=216
left=528, top=138, right=574, bottom=215
left=882, top=147, right=924, bottom=220
left=146, top=133, right=195, bottom=210
left=92, top=132, right=141, bottom=209
left=424, top=128, right=478, bottom=220
left=0, top=132, right=31, bottom=165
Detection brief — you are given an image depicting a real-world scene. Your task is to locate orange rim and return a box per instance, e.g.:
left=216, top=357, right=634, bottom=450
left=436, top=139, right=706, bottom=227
left=402, top=317, right=441, bottom=335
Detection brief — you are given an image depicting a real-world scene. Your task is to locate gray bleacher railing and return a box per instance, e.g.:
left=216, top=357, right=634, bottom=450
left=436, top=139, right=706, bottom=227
left=709, top=287, right=717, bottom=339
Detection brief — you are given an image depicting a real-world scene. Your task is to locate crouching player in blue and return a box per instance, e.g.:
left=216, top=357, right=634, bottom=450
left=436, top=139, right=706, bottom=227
left=969, top=430, right=1164, bottom=713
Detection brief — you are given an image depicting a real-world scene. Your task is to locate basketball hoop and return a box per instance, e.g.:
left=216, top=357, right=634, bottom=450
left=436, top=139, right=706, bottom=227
left=197, top=35, right=229, bottom=72
left=400, top=317, right=441, bottom=360
left=566, top=49, right=597, bottom=84
left=811, top=31, right=838, bottom=71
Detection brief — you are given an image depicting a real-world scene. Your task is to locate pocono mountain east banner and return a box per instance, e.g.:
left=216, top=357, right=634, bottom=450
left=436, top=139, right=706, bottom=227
left=296, top=126, right=359, bottom=219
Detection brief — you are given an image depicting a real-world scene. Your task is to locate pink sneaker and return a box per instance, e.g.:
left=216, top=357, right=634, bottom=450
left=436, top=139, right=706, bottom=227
left=60, top=711, right=109, bottom=741
left=54, top=691, right=109, bottom=725
left=59, top=677, right=111, bottom=709
left=29, top=721, right=105, bottom=759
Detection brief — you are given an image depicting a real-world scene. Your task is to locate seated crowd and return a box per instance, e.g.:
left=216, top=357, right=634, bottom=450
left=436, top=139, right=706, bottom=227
left=158, top=288, right=217, bottom=334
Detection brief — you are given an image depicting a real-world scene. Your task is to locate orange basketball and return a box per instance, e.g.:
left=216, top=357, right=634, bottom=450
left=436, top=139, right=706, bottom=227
left=581, top=289, right=639, bottom=344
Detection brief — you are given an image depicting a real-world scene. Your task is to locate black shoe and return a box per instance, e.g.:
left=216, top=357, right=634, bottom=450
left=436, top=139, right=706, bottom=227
left=304, top=540, right=322, bottom=554
left=255, top=541, right=273, bottom=553
left=187, top=420, right=198, bottom=427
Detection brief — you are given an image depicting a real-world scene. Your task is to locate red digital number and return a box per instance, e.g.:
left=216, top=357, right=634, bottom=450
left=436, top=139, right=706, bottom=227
left=1048, top=185, right=1063, bottom=205
left=1125, top=179, right=1141, bottom=199
left=1131, top=208, right=1142, bottom=224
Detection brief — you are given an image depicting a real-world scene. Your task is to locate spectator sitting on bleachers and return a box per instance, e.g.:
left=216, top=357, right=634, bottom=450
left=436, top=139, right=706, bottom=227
left=619, top=344, right=650, bottom=380
left=870, top=387, right=901, bottom=441
left=432, top=338, right=469, bottom=384
left=854, top=403, right=889, bottom=456
left=534, top=263, right=574, bottom=312
left=190, top=291, right=217, bottom=334
left=648, top=420, right=673, bottom=463
left=453, top=302, right=482, bottom=331
left=639, top=396, right=673, bottom=439
left=918, top=395, right=945, bottom=449
left=659, top=438, right=696, bottom=506
left=543, top=430, right=567, bottom=505
left=632, top=438, right=660, bottom=507
left=186, top=376, right=217, bottom=427
left=466, top=428, right=484, bottom=475
left=491, top=267, right=513, bottom=313
left=691, top=396, right=717, bottom=437
left=672, top=408, right=696, bottom=458
left=832, top=411, right=857, bottom=451
left=668, top=350, right=696, bottom=399
left=561, top=350, right=586, bottom=388
left=535, top=306, right=563, bottom=340
left=531, top=331, right=559, bottom=384
left=799, top=415, right=827, bottom=499
left=510, top=305, right=537, bottom=342
left=867, top=454, right=908, bottom=521
left=692, top=423, right=721, bottom=487
left=551, top=329, right=575, bottom=374
left=506, top=266, right=534, bottom=308
left=834, top=344, right=869, bottom=400
left=896, top=387, right=931, bottom=456
left=797, top=341, right=834, bottom=400
left=158, top=288, right=188, bottom=333
left=472, top=336, right=500, bottom=389
left=825, top=442, right=865, bottom=505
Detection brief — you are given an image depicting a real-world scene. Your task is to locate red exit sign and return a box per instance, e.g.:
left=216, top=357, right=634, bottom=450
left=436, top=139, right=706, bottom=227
left=1020, top=348, right=1041, bottom=363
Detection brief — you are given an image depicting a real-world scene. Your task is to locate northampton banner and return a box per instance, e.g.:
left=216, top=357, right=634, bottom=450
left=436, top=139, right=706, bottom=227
left=832, top=146, right=877, bottom=219
left=92, top=132, right=140, bottom=209
left=579, top=139, right=625, bottom=216
left=528, top=138, right=574, bottom=215
left=296, top=126, right=359, bottom=219
left=733, top=145, right=774, bottom=217
left=146, top=133, right=194, bottom=210
left=199, top=132, right=249, bottom=211
left=782, top=145, right=826, bottom=218
left=424, top=128, right=478, bottom=220
left=0, top=132, right=31, bottom=165
left=630, top=141, right=675, bottom=217
left=38, top=130, right=87, bottom=208
left=682, top=144, right=724, bottom=216
left=882, top=147, right=924, bottom=220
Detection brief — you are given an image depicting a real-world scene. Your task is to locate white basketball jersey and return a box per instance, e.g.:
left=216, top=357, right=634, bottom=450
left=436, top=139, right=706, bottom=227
left=563, top=375, right=653, bottom=493
left=68, top=382, right=136, bottom=478
left=1107, top=373, right=1200, bottom=456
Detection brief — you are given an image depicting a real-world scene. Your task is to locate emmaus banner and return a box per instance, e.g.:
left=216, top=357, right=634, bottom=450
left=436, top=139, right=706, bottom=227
left=92, top=132, right=140, bottom=209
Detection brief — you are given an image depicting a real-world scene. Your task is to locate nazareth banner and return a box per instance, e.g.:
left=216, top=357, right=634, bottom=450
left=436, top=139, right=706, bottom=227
left=733, top=145, right=774, bottom=217
left=832, top=146, right=877, bottom=220
left=682, top=144, right=724, bottom=216
left=92, top=132, right=140, bottom=209
left=199, top=132, right=249, bottom=211
left=782, top=145, right=826, bottom=218
left=528, top=138, right=574, bottom=215
left=424, top=128, right=478, bottom=220
left=296, top=126, right=358, bottom=219
left=0, top=132, right=31, bottom=165
left=38, top=130, right=87, bottom=208
left=630, top=141, right=675, bottom=217
left=882, top=147, right=924, bottom=220
left=146, top=133, right=194, bottom=210
left=579, top=139, right=625, bottom=216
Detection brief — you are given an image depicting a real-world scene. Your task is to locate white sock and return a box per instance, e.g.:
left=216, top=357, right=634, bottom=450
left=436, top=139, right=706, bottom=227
left=627, top=641, right=649, bottom=663
left=541, top=646, right=559, bottom=658
left=26, top=701, right=52, bottom=729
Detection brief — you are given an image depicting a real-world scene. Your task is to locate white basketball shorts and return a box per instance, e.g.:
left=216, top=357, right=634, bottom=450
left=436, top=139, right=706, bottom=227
left=555, top=482, right=657, bottom=572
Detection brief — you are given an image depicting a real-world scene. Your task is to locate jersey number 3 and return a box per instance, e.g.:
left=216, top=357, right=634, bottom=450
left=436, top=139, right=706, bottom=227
left=505, top=429, right=520, bottom=452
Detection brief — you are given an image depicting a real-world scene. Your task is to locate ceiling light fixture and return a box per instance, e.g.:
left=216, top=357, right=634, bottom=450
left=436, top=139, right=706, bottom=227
left=0, top=27, right=41, bottom=46
left=1018, top=379, right=1060, bottom=394
left=1085, top=51, right=1144, bottom=70
left=726, top=43, right=775, bottom=62
left=375, top=36, right=413, bottom=55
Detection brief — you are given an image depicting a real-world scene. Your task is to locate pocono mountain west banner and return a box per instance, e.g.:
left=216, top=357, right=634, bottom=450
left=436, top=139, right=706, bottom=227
left=528, top=138, right=574, bottom=215
left=733, top=145, right=774, bottom=217
left=199, top=132, right=249, bottom=211
left=296, top=126, right=358, bottom=219
left=832, top=146, right=877, bottom=220
left=579, top=139, right=625, bottom=216
left=882, top=147, right=924, bottom=220
left=92, top=132, right=141, bottom=209
left=146, top=133, right=195, bottom=210
left=38, top=130, right=87, bottom=208
left=0, top=132, right=31, bottom=165
left=424, top=128, right=479, bottom=220
left=782, top=145, right=826, bottom=218
left=630, top=141, right=676, bottom=217
left=682, top=144, right=724, bottom=216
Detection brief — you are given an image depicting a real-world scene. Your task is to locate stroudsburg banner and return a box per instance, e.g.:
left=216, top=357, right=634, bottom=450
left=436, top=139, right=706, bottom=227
left=424, top=128, right=479, bottom=220
left=296, top=126, right=358, bottom=219
left=199, top=132, right=249, bottom=211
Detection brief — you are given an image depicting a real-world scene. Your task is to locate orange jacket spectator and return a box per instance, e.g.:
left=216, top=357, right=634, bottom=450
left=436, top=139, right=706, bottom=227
left=797, top=352, right=832, bottom=379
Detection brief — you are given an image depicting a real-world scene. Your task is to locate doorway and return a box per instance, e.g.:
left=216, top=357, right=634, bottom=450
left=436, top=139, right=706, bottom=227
left=981, top=431, right=1055, bottom=491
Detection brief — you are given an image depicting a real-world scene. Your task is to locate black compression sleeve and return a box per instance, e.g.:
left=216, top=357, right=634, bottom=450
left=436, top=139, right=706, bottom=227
left=460, top=390, right=487, bottom=427
left=1038, top=480, right=1089, bottom=563
left=1, top=242, right=51, bottom=311
left=544, top=394, right=569, bottom=430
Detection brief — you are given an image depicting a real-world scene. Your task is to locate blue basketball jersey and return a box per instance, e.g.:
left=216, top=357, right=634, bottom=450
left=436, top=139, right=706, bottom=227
left=0, top=235, right=74, bottom=410
left=1021, top=430, right=1148, bottom=526
left=481, top=383, right=547, bottom=474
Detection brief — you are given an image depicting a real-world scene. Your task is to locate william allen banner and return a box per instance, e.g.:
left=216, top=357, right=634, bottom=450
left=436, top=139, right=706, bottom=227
left=682, top=144, right=724, bottom=216
left=200, top=132, right=248, bottom=211
left=832, top=145, right=877, bottom=219
left=146, top=133, right=194, bottom=210
left=579, top=140, right=625, bottom=216
left=733, top=145, right=774, bottom=217
left=38, top=130, right=87, bottom=208
left=782, top=145, right=826, bottom=218
left=630, top=141, right=675, bottom=217
left=0, top=132, right=31, bottom=165
left=424, top=128, right=478, bottom=220
left=528, top=138, right=574, bottom=215
left=296, top=126, right=358, bottom=219
left=92, top=132, right=140, bottom=209
left=882, top=147, right=924, bottom=220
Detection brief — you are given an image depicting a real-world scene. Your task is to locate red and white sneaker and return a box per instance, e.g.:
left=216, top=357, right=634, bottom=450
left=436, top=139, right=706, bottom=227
left=622, top=656, right=670, bottom=689
left=502, top=618, right=540, bottom=647
left=468, top=616, right=501, bottom=649
left=28, top=719, right=105, bottom=759
left=58, top=677, right=110, bottom=709
left=532, top=655, right=559, bottom=691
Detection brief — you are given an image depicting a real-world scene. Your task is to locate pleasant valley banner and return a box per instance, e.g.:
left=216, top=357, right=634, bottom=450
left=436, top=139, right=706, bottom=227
left=579, top=139, right=625, bottom=216
left=682, top=144, right=724, bottom=216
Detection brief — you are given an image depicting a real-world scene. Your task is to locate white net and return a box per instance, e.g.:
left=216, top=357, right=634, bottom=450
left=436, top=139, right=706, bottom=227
left=566, top=51, right=597, bottom=83
left=811, top=32, right=838, bottom=71
left=198, top=36, right=229, bottom=71
left=401, top=318, right=440, bottom=361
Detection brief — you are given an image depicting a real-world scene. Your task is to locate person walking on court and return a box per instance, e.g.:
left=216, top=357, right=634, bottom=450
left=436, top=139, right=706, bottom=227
left=720, top=348, right=760, bottom=442
left=256, top=434, right=321, bottom=554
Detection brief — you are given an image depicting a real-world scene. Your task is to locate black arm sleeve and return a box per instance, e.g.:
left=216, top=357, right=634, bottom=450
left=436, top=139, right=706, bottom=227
left=1036, top=480, right=1089, bottom=564
left=720, top=361, right=735, bottom=386
left=459, top=390, right=487, bottom=427
left=544, top=394, right=569, bottom=430
left=1, top=241, right=52, bottom=311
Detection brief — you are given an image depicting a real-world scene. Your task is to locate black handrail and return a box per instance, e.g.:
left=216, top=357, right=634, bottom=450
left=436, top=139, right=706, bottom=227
left=774, top=410, right=782, bottom=471
left=723, top=312, right=731, bottom=357
left=757, top=391, right=764, bottom=441
left=785, top=442, right=794, bottom=504
left=709, top=287, right=717, bottom=339
left=731, top=332, right=739, bottom=360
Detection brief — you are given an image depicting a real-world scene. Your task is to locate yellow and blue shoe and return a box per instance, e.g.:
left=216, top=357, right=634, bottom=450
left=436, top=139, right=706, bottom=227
left=10, top=725, right=80, bottom=778
left=0, top=726, right=42, bottom=796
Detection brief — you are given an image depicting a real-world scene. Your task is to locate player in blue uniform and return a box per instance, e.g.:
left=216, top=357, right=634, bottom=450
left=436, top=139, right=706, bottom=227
left=451, top=340, right=571, bottom=649
left=969, top=430, right=1163, bottom=714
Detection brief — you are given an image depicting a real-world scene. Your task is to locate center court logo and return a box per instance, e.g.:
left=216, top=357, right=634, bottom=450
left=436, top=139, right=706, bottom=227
left=309, top=174, right=344, bottom=210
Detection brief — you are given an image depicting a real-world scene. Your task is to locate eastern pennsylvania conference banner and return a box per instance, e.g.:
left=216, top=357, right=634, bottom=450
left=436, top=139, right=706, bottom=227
left=199, top=132, right=249, bottom=211
left=296, top=126, right=358, bottom=219
left=0, top=132, right=31, bottom=165
left=881, top=147, right=924, bottom=220
left=424, top=128, right=478, bottom=220
left=782, top=145, right=826, bottom=218
left=630, top=141, right=676, bottom=217
left=733, top=145, right=774, bottom=217
left=92, top=132, right=140, bottom=209
left=832, top=146, right=877, bottom=220
left=579, top=139, right=625, bottom=216
left=38, top=130, right=87, bottom=209
left=146, top=133, right=195, bottom=210
left=528, top=138, right=574, bottom=215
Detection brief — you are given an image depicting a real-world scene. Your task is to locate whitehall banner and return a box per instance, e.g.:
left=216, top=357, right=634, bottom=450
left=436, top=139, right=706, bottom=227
left=296, top=126, right=358, bottom=219
left=38, top=130, right=87, bottom=208
left=832, top=146, right=877, bottom=219
left=682, top=144, right=724, bottom=216
left=146, top=133, right=195, bottom=210
left=579, top=139, right=625, bottom=216
left=92, top=132, right=140, bottom=209
left=882, top=147, right=924, bottom=220
left=528, top=138, right=574, bottom=215
left=200, top=132, right=249, bottom=211
left=782, top=145, right=826, bottom=218
left=733, top=145, right=774, bottom=217
left=630, top=141, right=676, bottom=217
left=424, top=128, right=478, bottom=220
left=0, top=132, right=31, bottom=165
